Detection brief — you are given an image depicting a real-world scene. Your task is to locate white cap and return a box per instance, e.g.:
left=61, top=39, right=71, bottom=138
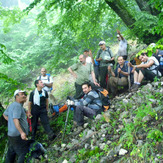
left=99, top=41, right=106, bottom=45
left=14, top=89, right=25, bottom=97
left=117, top=34, right=120, bottom=38
left=149, top=43, right=156, bottom=47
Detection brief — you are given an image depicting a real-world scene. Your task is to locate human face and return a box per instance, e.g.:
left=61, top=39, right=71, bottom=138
left=41, top=68, right=46, bottom=76
left=117, top=37, right=121, bottom=41
left=117, top=56, right=124, bottom=66
left=84, top=51, right=89, bottom=57
left=82, top=84, right=91, bottom=94
left=139, top=55, right=147, bottom=62
left=37, top=80, right=44, bottom=88
left=16, top=92, right=26, bottom=103
left=79, top=55, right=86, bottom=64
left=99, top=44, right=106, bottom=50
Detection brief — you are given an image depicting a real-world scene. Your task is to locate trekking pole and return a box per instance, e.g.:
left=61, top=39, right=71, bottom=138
left=128, top=55, right=131, bottom=90
left=2, top=139, right=8, bottom=161
left=61, top=104, right=70, bottom=143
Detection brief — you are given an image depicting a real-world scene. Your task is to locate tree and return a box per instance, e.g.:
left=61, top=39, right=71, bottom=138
left=24, top=0, right=163, bottom=44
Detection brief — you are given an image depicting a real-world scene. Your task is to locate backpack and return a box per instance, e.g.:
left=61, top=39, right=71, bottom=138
left=90, top=84, right=111, bottom=112
left=97, top=46, right=115, bottom=65
left=26, top=141, right=46, bottom=162
left=39, top=73, right=53, bottom=91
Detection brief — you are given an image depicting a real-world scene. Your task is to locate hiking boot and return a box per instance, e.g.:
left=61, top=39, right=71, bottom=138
left=130, top=84, right=137, bottom=90
left=131, top=84, right=140, bottom=92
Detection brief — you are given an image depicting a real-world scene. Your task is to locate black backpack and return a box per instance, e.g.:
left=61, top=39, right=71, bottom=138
left=91, top=83, right=111, bottom=112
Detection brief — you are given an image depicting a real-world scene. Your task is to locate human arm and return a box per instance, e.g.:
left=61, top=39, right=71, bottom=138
left=89, top=50, right=95, bottom=64
left=118, top=68, right=129, bottom=76
left=91, top=71, right=100, bottom=86
left=117, top=30, right=124, bottom=40
left=68, top=67, right=77, bottom=78
left=130, top=59, right=154, bottom=69
left=3, top=113, right=8, bottom=121
left=108, top=66, right=115, bottom=77
left=13, top=118, right=27, bottom=140
left=27, top=101, right=32, bottom=118
left=44, top=82, right=53, bottom=88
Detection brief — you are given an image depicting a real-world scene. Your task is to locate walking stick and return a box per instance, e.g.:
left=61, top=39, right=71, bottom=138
left=61, top=105, right=70, bottom=143
left=128, top=55, right=131, bottom=90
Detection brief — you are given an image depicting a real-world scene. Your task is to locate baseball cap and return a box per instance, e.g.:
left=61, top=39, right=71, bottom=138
left=14, top=89, right=25, bottom=97
left=99, top=41, right=106, bottom=45
left=117, top=34, right=120, bottom=38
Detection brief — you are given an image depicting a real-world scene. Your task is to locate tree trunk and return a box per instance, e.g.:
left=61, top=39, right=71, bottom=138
left=105, top=0, right=162, bottom=44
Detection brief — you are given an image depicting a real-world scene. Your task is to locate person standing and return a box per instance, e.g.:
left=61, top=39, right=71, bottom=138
left=68, top=54, right=99, bottom=99
left=117, top=30, right=128, bottom=60
left=37, top=68, right=53, bottom=94
left=28, top=80, right=55, bottom=140
left=3, top=90, right=29, bottom=163
left=96, top=41, right=114, bottom=88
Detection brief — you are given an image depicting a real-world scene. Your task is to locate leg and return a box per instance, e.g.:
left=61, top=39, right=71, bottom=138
left=8, top=136, right=29, bottom=163
left=5, top=140, right=16, bottom=163
left=74, top=83, right=83, bottom=99
left=39, top=109, right=54, bottom=136
left=137, top=70, right=144, bottom=83
left=31, top=107, right=39, bottom=139
left=99, top=66, right=108, bottom=88
left=117, top=77, right=128, bottom=86
left=133, top=70, right=139, bottom=83
left=74, top=106, right=96, bottom=126
left=109, top=77, right=118, bottom=95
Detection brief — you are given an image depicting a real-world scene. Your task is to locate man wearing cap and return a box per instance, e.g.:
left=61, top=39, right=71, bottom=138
left=28, top=80, right=55, bottom=140
left=68, top=54, right=99, bottom=99
left=117, top=30, right=128, bottom=60
left=3, top=89, right=29, bottom=163
left=96, top=41, right=114, bottom=88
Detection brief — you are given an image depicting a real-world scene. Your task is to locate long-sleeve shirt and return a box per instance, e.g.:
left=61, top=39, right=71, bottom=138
left=74, top=90, right=102, bottom=110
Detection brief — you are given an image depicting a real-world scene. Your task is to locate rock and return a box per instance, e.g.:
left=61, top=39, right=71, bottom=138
left=101, top=123, right=110, bottom=129
left=86, top=130, right=94, bottom=138
left=95, top=114, right=102, bottom=121
left=142, top=115, right=152, bottom=122
left=119, top=148, right=128, bottom=155
left=149, top=98, right=157, bottom=104
left=137, top=140, right=143, bottom=146
left=84, top=123, right=89, bottom=128
left=99, top=143, right=106, bottom=150
left=106, top=140, right=112, bottom=145
left=62, top=159, right=68, bottom=163
left=123, top=99, right=128, bottom=104
left=142, top=83, right=153, bottom=91
left=120, top=111, right=129, bottom=119
left=103, top=112, right=111, bottom=122
left=85, top=143, right=89, bottom=149
left=61, top=144, right=66, bottom=148
left=118, top=125, right=123, bottom=130
left=123, top=118, right=132, bottom=124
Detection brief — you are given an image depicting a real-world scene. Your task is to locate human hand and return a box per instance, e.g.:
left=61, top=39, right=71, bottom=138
left=118, top=68, right=121, bottom=73
left=94, top=82, right=100, bottom=87
left=27, top=111, right=32, bottom=119
left=21, top=132, right=28, bottom=140
left=117, top=30, right=120, bottom=34
left=108, top=66, right=111, bottom=72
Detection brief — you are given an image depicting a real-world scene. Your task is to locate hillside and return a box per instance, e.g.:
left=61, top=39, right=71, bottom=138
left=41, top=78, right=163, bottom=163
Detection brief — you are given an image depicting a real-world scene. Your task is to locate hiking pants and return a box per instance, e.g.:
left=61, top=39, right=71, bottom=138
left=74, top=82, right=83, bottom=99
left=135, top=68, right=157, bottom=82
left=5, top=136, right=29, bottom=163
left=74, top=106, right=98, bottom=126
left=31, top=107, right=52, bottom=139
left=99, top=66, right=108, bottom=89
left=108, top=76, right=128, bottom=95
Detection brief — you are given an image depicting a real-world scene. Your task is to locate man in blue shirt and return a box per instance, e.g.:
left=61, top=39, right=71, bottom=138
left=3, top=89, right=29, bottom=163
left=108, top=56, right=129, bottom=96
left=73, top=82, right=102, bottom=127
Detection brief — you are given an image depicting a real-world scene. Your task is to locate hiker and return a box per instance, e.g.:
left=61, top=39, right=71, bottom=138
left=3, top=90, right=29, bottom=163
left=83, top=49, right=94, bottom=64
left=28, top=80, right=55, bottom=140
left=68, top=54, right=99, bottom=99
left=72, top=82, right=102, bottom=130
left=37, top=68, right=53, bottom=94
left=129, top=53, right=162, bottom=91
left=117, top=30, right=128, bottom=60
left=108, top=56, right=129, bottom=96
left=96, top=41, right=114, bottom=89
left=152, top=49, right=163, bottom=75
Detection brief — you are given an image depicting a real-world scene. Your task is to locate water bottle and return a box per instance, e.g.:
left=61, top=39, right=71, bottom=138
left=160, top=55, right=163, bottom=68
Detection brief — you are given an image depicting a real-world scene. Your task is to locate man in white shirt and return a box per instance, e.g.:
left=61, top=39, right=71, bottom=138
left=117, top=30, right=128, bottom=60
left=129, top=53, right=161, bottom=91
left=37, top=68, right=53, bottom=93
